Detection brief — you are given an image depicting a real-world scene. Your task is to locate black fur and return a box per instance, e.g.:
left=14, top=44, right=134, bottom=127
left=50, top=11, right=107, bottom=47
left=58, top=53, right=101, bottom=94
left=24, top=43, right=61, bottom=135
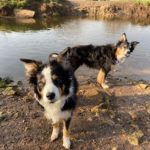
left=61, top=95, right=77, bottom=111
left=60, top=44, right=116, bottom=74
left=59, top=40, right=139, bottom=80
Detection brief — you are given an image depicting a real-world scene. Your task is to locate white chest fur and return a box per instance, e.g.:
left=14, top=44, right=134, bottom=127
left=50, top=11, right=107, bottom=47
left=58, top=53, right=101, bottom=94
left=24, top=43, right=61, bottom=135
left=39, top=98, right=71, bottom=124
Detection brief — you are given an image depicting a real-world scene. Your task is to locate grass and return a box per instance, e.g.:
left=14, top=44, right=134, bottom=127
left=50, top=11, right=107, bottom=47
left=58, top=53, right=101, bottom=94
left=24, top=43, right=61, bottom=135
left=90, top=0, right=150, bottom=5
left=0, top=0, right=63, bottom=9
left=124, top=0, right=150, bottom=5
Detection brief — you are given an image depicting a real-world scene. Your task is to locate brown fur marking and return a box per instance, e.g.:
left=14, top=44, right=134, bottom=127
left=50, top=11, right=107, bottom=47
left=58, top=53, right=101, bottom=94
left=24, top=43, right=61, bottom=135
left=97, top=69, right=106, bottom=85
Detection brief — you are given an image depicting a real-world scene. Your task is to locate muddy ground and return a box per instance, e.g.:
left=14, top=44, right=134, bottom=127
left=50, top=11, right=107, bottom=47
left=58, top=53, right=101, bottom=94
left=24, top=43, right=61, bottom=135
left=0, top=66, right=150, bottom=150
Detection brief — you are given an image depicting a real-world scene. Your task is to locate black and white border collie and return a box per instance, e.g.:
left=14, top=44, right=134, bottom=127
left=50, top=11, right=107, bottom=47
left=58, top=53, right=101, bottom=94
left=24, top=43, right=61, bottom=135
left=20, top=54, right=78, bottom=149
left=59, top=33, right=139, bottom=89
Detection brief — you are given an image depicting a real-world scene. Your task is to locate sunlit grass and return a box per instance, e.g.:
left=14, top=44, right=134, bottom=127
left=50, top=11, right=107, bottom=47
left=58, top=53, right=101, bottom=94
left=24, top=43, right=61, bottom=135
left=124, top=0, right=150, bottom=5
left=88, top=0, right=150, bottom=5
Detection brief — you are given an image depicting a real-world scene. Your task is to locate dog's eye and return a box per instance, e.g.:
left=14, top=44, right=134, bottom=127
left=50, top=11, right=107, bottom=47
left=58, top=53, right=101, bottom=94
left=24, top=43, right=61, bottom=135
left=37, top=81, right=45, bottom=91
left=124, top=45, right=128, bottom=49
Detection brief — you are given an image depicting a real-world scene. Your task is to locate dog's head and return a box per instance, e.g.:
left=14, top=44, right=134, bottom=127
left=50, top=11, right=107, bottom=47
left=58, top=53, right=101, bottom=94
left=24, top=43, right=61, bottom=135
left=20, top=55, right=76, bottom=104
left=115, top=33, right=139, bottom=61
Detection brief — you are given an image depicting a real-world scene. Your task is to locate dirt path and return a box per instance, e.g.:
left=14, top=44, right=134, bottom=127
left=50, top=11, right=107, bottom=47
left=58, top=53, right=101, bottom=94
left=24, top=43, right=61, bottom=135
left=0, top=72, right=150, bottom=150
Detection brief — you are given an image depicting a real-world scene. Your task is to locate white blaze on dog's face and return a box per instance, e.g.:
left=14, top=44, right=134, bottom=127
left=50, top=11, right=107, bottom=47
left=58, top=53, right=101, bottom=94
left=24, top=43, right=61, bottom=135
left=41, top=66, right=60, bottom=103
left=20, top=57, right=73, bottom=104
left=115, top=33, right=130, bottom=61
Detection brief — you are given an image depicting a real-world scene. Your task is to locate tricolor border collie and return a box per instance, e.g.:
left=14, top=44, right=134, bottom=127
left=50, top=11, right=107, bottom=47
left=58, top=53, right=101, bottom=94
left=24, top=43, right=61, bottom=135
left=20, top=54, right=78, bottom=149
left=58, top=33, right=139, bottom=89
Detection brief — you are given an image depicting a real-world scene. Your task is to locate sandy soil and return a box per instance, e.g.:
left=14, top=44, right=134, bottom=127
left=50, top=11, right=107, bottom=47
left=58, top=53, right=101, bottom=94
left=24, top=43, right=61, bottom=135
left=0, top=66, right=150, bottom=150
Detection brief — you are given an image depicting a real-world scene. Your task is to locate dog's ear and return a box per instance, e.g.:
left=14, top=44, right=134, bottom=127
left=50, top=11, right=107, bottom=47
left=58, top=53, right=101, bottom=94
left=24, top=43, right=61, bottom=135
left=130, top=41, right=139, bottom=52
left=20, top=58, right=42, bottom=76
left=49, top=53, right=62, bottom=66
left=119, top=33, right=127, bottom=42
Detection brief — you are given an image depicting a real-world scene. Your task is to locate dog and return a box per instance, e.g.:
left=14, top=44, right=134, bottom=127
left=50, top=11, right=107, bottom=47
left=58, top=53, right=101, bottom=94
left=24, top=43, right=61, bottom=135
left=57, top=33, right=139, bottom=89
left=20, top=54, right=78, bottom=149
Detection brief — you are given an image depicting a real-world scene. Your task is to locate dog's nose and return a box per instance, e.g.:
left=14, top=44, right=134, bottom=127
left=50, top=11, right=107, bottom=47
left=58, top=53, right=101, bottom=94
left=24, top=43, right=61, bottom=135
left=127, top=51, right=131, bottom=54
left=46, top=92, right=55, bottom=100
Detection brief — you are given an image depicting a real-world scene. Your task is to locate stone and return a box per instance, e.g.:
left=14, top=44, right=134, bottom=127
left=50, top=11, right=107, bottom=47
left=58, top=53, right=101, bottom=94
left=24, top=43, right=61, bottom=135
left=138, top=83, right=149, bottom=89
left=14, top=9, right=35, bottom=18
left=0, top=112, right=6, bottom=122
left=2, top=87, right=16, bottom=96
left=128, top=130, right=144, bottom=146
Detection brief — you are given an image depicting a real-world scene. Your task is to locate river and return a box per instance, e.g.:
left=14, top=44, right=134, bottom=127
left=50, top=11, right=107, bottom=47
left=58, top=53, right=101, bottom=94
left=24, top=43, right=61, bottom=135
left=0, top=17, right=150, bottom=82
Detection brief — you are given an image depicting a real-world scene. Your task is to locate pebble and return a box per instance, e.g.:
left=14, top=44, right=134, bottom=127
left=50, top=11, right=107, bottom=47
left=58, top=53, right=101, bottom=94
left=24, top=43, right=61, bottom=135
left=87, top=117, right=93, bottom=122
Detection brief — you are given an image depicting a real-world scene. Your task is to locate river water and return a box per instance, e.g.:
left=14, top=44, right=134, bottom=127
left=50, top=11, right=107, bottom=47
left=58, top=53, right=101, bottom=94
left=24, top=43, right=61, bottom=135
left=0, top=17, right=150, bottom=82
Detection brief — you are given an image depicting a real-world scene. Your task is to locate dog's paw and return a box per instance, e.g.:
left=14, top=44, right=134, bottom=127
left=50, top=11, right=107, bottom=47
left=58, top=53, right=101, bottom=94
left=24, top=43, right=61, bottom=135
left=51, top=130, right=59, bottom=142
left=101, top=83, right=109, bottom=89
left=51, top=133, right=59, bottom=142
left=63, top=137, right=71, bottom=149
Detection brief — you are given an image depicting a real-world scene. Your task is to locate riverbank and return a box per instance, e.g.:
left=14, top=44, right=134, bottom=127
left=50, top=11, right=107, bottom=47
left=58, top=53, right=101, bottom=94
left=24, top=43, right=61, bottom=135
left=0, top=74, right=150, bottom=149
left=0, top=0, right=75, bottom=18
left=70, top=0, right=150, bottom=20
left=0, top=0, right=150, bottom=20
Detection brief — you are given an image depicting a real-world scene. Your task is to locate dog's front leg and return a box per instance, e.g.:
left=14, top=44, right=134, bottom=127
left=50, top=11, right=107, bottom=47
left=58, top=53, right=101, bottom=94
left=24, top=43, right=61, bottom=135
left=44, top=111, right=60, bottom=141
left=97, top=68, right=109, bottom=89
left=63, top=118, right=71, bottom=149
left=51, top=122, right=60, bottom=142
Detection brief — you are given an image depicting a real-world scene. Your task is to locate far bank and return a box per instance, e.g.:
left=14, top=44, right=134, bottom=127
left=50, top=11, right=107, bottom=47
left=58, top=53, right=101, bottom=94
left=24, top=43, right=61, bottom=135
left=0, top=0, right=150, bottom=21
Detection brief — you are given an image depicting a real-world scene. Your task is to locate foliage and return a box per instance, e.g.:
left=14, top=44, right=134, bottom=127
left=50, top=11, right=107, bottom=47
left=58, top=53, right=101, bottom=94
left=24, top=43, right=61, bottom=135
left=0, top=0, right=27, bottom=9
left=0, top=0, right=64, bottom=9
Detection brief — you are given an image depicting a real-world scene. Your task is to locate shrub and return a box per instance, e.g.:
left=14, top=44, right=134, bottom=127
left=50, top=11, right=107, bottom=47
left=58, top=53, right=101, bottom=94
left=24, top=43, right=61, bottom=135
left=0, top=0, right=64, bottom=9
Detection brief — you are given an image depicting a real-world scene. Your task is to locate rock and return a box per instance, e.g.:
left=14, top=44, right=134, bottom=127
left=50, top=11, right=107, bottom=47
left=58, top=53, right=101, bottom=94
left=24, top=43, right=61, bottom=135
left=0, top=100, right=4, bottom=106
left=24, top=127, right=30, bottom=132
left=112, top=146, right=118, bottom=150
left=2, top=87, right=16, bottom=96
left=128, top=111, right=138, bottom=120
left=87, top=117, right=93, bottom=122
left=0, top=112, right=6, bottom=122
left=91, top=105, right=100, bottom=113
left=137, top=83, right=149, bottom=89
left=128, top=130, right=144, bottom=146
left=14, top=112, right=20, bottom=119
left=14, top=9, right=35, bottom=18
left=128, top=136, right=138, bottom=145
left=145, top=104, right=150, bottom=114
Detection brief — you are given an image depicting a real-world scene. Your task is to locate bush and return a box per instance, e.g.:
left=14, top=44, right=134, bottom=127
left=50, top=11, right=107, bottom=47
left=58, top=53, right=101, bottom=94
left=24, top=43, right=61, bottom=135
left=0, top=0, right=64, bottom=9
left=0, top=0, right=27, bottom=9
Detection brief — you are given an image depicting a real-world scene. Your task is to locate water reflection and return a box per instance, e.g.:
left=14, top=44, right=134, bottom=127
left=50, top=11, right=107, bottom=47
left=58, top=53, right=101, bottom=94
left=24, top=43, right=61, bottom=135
left=0, top=17, right=72, bottom=32
left=0, top=17, right=150, bottom=82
